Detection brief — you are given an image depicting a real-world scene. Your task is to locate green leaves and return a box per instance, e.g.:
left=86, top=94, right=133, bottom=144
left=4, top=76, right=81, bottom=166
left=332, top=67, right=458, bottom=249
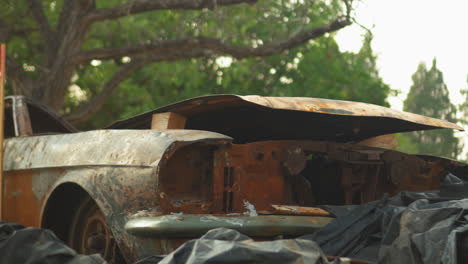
left=5, top=0, right=366, bottom=128
left=77, top=29, right=393, bottom=129
left=459, top=75, right=468, bottom=126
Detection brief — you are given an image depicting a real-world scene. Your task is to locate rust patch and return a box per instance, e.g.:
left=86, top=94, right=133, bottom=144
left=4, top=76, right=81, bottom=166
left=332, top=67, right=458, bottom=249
left=156, top=139, right=452, bottom=218
left=2, top=170, right=41, bottom=227
left=158, top=143, right=215, bottom=214
left=212, top=142, right=288, bottom=213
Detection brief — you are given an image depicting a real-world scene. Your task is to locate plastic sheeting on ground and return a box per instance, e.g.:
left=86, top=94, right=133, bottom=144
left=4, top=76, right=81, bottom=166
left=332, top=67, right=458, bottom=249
left=0, top=221, right=105, bottom=264
left=136, top=228, right=337, bottom=264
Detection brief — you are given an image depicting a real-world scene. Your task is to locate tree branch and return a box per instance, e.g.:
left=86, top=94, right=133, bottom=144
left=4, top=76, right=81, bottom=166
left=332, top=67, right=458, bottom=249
left=0, top=19, right=14, bottom=42
left=85, top=0, right=257, bottom=23
left=26, top=0, right=55, bottom=41
left=5, top=55, right=34, bottom=97
left=74, top=16, right=351, bottom=64
left=0, top=18, right=36, bottom=42
left=65, top=0, right=353, bottom=123
left=64, top=49, right=210, bottom=124
left=57, top=0, right=96, bottom=38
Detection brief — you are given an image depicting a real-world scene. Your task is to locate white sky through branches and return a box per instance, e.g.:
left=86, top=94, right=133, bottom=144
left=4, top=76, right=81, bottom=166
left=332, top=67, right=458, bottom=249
left=335, top=0, right=467, bottom=109
left=335, top=0, right=468, bottom=157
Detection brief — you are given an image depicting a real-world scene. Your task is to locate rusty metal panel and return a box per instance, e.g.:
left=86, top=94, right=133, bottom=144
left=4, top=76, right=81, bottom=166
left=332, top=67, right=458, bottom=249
left=2, top=128, right=231, bottom=262
left=3, top=170, right=41, bottom=227
left=3, top=129, right=232, bottom=171
left=241, top=95, right=462, bottom=130
left=2, top=91, right=463, bottom=262
left=2, top=167, right=68, bottom=228
left=156, top=144, right=215, bottom=214
left=212, top=142, right=290, bottom=213
left=44, top=166, right=158, bottom=261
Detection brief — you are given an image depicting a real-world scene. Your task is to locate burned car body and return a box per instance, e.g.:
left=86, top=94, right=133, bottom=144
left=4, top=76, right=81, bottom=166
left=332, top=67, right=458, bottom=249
left=1, top=95, right=465, bottom=263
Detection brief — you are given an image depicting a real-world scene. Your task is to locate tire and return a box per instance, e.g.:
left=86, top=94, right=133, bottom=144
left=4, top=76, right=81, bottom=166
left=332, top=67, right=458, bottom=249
left=68, top=197, right=125, bottom=264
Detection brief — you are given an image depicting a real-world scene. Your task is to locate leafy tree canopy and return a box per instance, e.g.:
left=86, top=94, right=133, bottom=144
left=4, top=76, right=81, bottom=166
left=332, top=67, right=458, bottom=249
left=460, top=75, right=468, bottom=126
left=2, top=0, right=395, bottom=131
left=1, top=0, right=356, bottom=126
left=75, top=29, right=394, bottom=129
left=460, top=75, right=468, bottom=161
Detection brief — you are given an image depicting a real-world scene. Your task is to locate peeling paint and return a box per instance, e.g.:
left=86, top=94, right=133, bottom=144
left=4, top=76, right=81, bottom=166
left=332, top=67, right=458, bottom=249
left=243, top=200, right=258, bottom=217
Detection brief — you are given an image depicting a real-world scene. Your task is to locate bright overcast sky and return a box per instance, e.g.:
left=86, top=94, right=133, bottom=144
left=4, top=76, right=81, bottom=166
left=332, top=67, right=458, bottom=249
left=335, top=0, right=468, bottom=109
left=335, top=0, right=468, bottom=157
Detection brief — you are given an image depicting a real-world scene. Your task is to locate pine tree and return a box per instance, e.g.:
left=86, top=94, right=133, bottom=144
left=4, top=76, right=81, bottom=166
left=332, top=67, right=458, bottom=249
left=402, top=59, right=460, bottom=159
left=460, top=75, right=468, bottom=161
left=460, top=75, right=468, bottom=126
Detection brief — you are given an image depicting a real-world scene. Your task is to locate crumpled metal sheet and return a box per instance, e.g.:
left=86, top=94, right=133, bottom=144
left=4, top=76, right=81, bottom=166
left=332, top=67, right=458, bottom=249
left=108, top=95, right=463, bottom=142
left=241, top=95, right=462, bottom=130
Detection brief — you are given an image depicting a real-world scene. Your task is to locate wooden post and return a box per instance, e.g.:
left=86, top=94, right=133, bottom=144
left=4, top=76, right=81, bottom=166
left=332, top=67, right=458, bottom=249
left=357, top=134, right=397, bottom=150
left=151, top=112, right=186, bottom=130
left=0, top=44, right=5, bottom=220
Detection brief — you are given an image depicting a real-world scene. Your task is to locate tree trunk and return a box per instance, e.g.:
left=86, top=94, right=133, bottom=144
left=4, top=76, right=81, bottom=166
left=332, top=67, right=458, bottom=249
left=34, top=0, right=96, bottom=112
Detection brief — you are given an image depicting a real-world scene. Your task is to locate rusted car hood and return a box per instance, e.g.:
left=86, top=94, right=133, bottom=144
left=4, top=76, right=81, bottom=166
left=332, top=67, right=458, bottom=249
left=109, top=95, right=463, bottom=143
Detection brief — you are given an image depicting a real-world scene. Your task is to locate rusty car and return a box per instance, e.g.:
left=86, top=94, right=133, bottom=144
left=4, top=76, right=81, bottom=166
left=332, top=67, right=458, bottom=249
left=1, top=94, right=465, bottom=263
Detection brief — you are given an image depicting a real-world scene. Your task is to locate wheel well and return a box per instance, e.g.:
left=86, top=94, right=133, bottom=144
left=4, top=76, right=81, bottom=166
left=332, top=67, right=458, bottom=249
left=41, top=183, right=90, bottom=243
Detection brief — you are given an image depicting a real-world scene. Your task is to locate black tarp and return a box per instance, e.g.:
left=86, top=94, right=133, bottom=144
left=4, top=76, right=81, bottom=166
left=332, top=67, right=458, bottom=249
left=302, top=192, right=468, bottom=264
left=136, top=228, right=338, bottom=264
left=0, top=222, right=105, bottom=264
left=301, top=172, right=468, bottom=264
